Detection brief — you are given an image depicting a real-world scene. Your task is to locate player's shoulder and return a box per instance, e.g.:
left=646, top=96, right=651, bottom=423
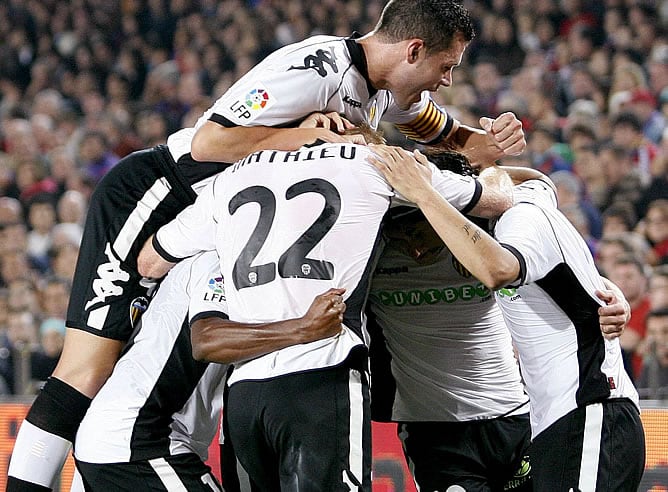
left=275, top=35, right=350, bottom=61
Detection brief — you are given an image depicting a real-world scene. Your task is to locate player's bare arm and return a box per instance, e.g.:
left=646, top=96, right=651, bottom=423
left=471, top=164, right=514, bottom=218
left=369, top=145, right=520, bottom=290
left=137, top=234, right=176, bottom=280
left=191, top=288, right=346, bottom=364
left=191, top=117, right=364, bottom=163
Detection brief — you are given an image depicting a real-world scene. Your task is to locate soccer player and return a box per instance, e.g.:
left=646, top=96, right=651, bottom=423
left=368, top=156, right=532, bottom=490
left=367, top=151, right=631, bottom=491
left=73, top=251, right=228, bottom=490
left=189, top=0, right=525, bottom=165
left=8, top=0, right=527, bottom=487
left=136, top=138, right=514, bottom=490
left=369, top=146, right=645, bottom=491
left=73, top=250, right=346, bottom=490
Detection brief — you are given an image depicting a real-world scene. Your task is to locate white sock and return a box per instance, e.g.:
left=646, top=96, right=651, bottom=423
left=8, top=420, right=72, bottom=488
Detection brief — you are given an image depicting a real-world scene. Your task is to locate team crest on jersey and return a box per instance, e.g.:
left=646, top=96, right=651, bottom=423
left=228, top=83, right=275, bottom=122
left=204, top=276, right=226, bottom=302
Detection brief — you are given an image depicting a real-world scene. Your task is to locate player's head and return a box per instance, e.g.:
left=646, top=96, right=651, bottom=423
left=383, top=207, right=445, bottom=265
left=371, top=0, right=475, bottom=109
left=374, top=0, right=475, bottom=54
left=422, top=148, right=476, bottom=176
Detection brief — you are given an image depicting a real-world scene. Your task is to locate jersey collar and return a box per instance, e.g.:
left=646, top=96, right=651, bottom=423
left=346, top=32, right=377, bottom=97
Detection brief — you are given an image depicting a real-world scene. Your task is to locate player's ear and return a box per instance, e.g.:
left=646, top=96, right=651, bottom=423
left=406, top=40, right=424, bottom=64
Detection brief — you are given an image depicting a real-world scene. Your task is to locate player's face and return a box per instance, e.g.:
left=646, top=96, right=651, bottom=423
left=385, top=218, right=445, bottom=265
left=392, top=36, right=468, bottom=110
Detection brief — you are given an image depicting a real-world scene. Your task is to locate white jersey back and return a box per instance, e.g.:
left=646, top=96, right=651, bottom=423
left=75, top=251, right=228, bottom=463
left=167, top=35, right=451, bottom=161
left=493, top=180, right=638, bottom=438
left=156, top=143, right=478, bottom=384
left=369, top=245, right=528, bottom=422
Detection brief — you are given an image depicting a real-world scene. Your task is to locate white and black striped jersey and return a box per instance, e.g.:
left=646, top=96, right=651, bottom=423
left=74, top=251, right=228, bottom=463
left=166, top=34, right=452, bottom=162
left=155, top=143, right=479, bottom=385
left=492, top=179, right=639, bottom=438
left=369, top=246, right=528, bottom=422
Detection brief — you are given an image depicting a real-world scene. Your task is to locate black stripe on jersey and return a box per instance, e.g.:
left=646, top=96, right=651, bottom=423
left=152, top=234, right=185, bottom=263
left=129, top=320, right=210, bottom=461
left=208, top=114, right=301, bottom=130
left=343, top=215, right=387, bottom=342
left=535, top=264, right=611, bottom=407
left=209, top=114, right=238, bottom=128
left=190, top=310, right=229, bottom=324
left=499, top=243, right=526, bottom=286
left=346, top=34, right=376, bottom=96
left=460, top=180, right=482, bottom=215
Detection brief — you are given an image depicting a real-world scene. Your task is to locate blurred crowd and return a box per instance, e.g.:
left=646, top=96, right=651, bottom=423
left=0, top=0, right=667, bottom=397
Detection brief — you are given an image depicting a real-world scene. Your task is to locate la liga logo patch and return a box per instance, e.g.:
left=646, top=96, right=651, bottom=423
left=208, top=276, right=225, bottom=295
left=245, top=88, right=270, bottom=110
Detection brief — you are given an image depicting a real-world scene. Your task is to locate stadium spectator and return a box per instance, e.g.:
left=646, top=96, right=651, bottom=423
left=550, top=169, right=602, bottom=239
left=601, top=201, right=638, bottom=237
left=639, top=199, right=668, bottom=266
left=76, top=130, right=119, bottom=184
left=610, top=110, right=659, bottom=182
left=627, top=88, right=666, bottom=144
left=636, top=308, right=668, bottom=400
left=607, top=254, right=652, bottom=381
left=55, top=190, right=87, bottom=227
left=597, top=142, right=646, bottom=213
left=649, top=265, right=668, bottom=311
left=31, top=318, right=65, bottom=385
left=25, top=194, right=58, bottom=272
left=38, top=276, right=70, bottom=321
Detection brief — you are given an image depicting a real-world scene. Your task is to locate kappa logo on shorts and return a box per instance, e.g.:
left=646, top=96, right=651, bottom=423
left=84, top=244, right=130, bottom=329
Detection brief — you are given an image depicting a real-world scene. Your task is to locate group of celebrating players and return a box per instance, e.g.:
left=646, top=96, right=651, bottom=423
left=8, top=1, right=644, bottom=491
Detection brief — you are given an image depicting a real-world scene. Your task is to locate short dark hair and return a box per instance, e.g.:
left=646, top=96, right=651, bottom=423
left=423, top=149, right=475, bottom=176
left=602, top=202, right=637, bottom=230
left=611, top=111, right=643, bottom=132
left=375, top=0, right=475, bottom=53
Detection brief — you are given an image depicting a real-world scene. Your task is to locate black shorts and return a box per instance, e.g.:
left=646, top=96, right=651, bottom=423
left=67, top=146, right=203, bottom=340
left=398, top=413, right=532, bottom=492
left=530, top=398, right=645, bottom=492
left=225, top=364, right=372, bottom=491
left=76, top=453, right=221, bottom=491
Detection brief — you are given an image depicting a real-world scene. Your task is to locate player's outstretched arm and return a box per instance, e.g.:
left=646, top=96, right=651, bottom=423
left=191, top=118, right=364, bottom=163
left=191, top=288, right=346, bottom=364
left=369, top=145, right=520, bottom=290
left=439, top=113, right=526, bottom=168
